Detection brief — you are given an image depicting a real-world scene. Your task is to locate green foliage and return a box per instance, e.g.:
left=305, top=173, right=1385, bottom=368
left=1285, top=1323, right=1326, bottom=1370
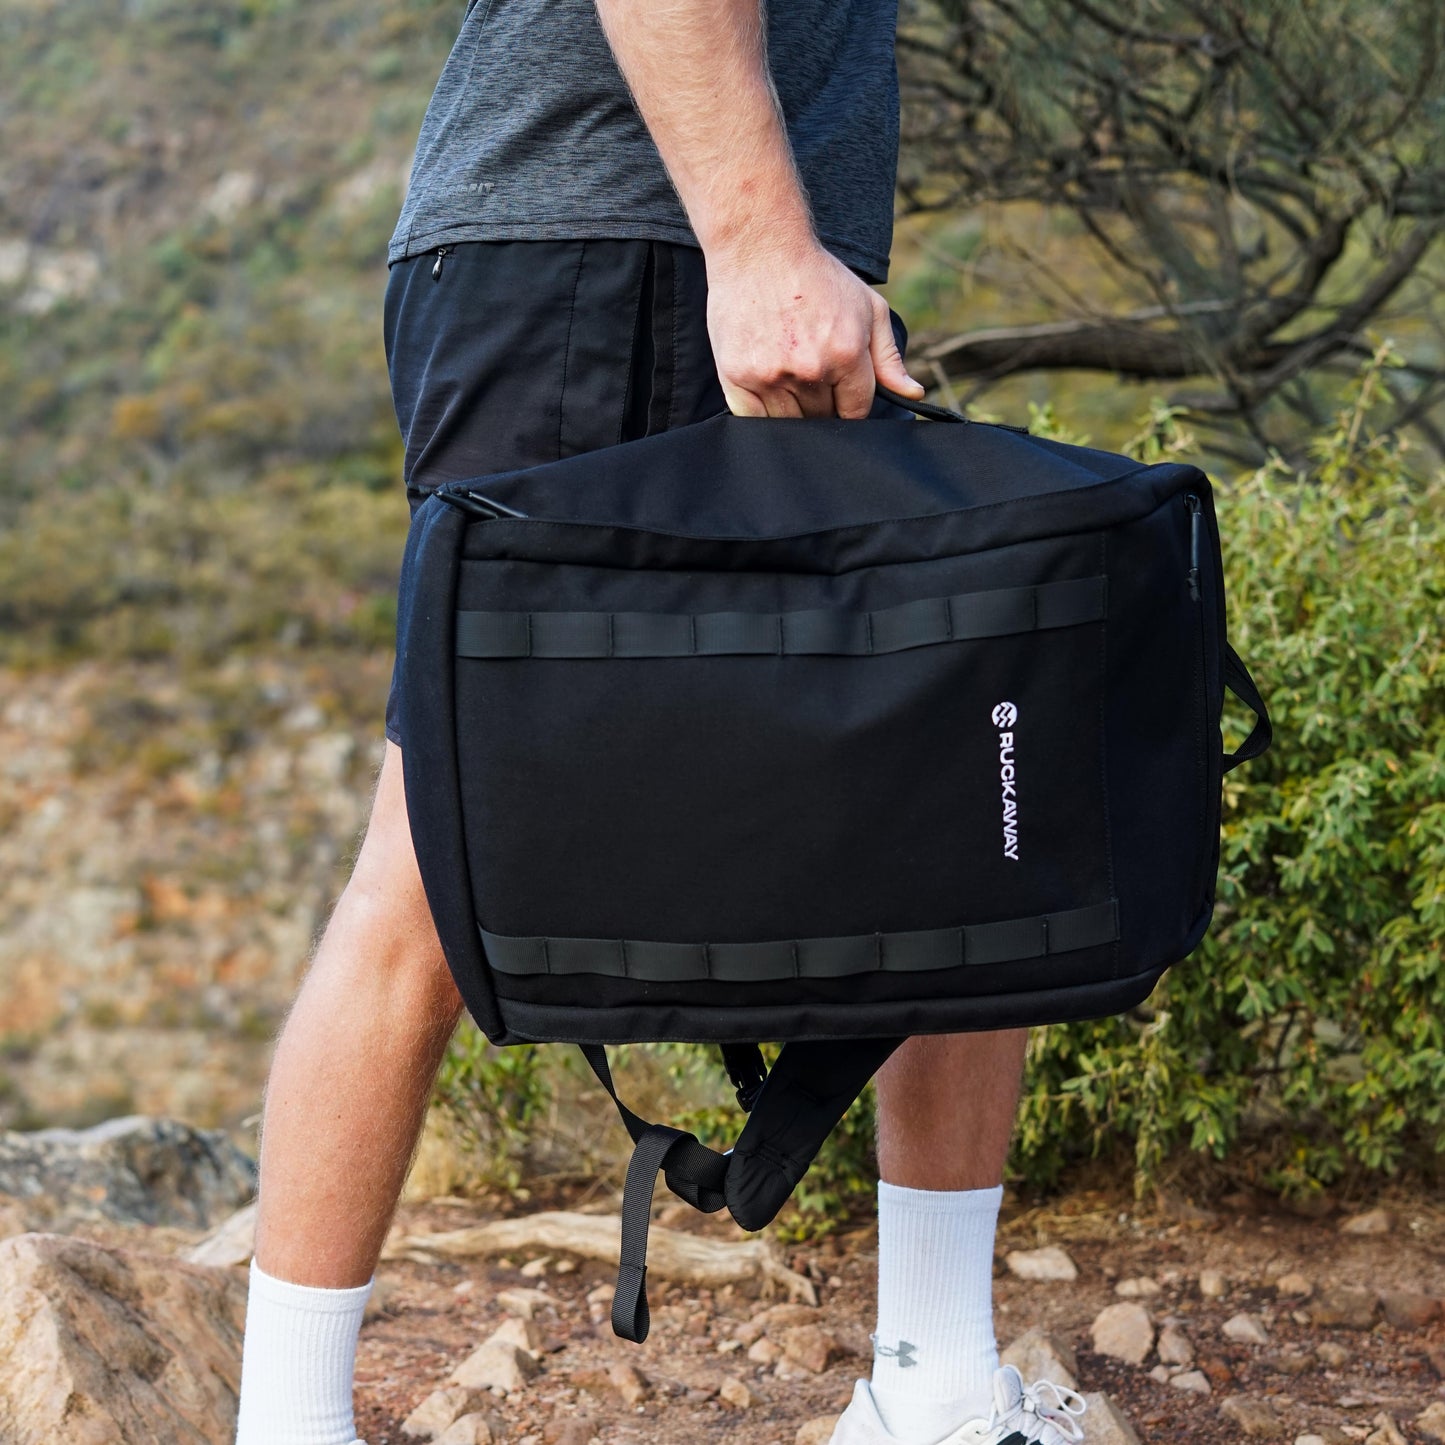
left=431, top=1024, right=552, bottom=1191
left=1018, top=348, right=1445, bottom=1198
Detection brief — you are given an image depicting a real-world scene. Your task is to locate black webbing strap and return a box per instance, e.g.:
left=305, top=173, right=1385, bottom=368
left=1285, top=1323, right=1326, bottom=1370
left=579, top=1045, right=730, bottom=1342
left=481, top=899, right=1120, bottom=981
left=454, top=576, right=1106, bottom=660
left=1222, top=644, right=1272, bottom=772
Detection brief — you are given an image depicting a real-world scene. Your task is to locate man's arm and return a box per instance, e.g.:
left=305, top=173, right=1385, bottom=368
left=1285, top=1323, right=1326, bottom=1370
left=594, top=0, right=924, bottom=419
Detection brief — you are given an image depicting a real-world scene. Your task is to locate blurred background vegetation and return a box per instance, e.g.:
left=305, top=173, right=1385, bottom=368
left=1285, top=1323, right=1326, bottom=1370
left=1, top=0, right=1441, bottom=1222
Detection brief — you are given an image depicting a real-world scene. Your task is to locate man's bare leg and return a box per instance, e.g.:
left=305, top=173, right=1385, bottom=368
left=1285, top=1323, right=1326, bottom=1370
left=875, top=1030, right=1028, bottom=1191
left=236, top=741, right=463, bottom=1444
left=860, top=1031, right=1029, bottom=1442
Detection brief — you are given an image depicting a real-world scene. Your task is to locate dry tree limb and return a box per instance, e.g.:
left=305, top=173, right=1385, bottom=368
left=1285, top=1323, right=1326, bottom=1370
left=382, top=1210, right=818, bottom=1304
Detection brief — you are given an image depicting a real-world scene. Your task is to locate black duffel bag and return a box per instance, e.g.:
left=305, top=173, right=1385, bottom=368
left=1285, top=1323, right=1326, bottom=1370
left=395, top=389, right=1270, bottom=1340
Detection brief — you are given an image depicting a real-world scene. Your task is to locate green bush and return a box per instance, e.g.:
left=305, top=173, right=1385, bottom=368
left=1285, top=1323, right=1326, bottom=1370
left=1017, top=350, right=1445, bottom=1199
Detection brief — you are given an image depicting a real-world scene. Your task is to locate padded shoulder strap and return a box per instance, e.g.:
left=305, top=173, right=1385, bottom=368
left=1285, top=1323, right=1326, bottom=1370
left=580, top=1038, right=900, bottom=1341
left=726, top=1037, right=903, bottom=1232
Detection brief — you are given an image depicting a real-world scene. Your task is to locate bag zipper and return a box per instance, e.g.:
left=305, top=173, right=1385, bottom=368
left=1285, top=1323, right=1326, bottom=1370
left=431, top=246, right=450, bottom=280
left=1183, top=491, right=1213, bottom=911
left=1184, top=492, right=1202, bottom=602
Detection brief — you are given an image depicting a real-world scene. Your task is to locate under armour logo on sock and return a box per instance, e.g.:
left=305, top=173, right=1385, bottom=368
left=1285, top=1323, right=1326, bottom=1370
left=871, top=1334, right=918, bottom=1367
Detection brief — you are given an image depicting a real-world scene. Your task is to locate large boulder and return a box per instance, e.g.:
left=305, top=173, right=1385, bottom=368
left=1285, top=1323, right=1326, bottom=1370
left=0, top=1115, right=255, bottom=1234
left=0, top=1232, right=246, bottom=1443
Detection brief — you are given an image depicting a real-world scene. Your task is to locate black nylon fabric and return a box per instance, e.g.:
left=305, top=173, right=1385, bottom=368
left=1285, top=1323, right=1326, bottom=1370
left=397, top=413, right=1269, bottom=1047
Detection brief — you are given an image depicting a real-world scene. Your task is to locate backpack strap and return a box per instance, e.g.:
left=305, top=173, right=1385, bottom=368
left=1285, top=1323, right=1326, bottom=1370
left=580, top=1037, right=901, bottom=1341
left=579, top=1045, right=730, bottom=1342
left=725, top=1037, right=902, bottom=1232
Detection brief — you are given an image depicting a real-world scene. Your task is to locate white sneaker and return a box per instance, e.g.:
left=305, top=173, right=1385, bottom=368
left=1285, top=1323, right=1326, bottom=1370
left=828, top=1364, right=1087, bottom=1445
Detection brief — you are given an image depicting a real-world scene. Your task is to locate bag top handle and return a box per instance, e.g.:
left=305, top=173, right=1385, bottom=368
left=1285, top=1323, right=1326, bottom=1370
left=874, top=382, right=970, bottom=423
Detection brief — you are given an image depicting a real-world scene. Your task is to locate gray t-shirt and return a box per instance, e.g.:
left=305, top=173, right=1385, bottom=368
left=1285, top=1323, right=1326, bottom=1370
left=387, top=0, right=900, bottom=282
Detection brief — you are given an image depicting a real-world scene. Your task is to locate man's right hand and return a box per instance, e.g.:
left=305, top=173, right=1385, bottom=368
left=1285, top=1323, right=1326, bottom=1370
left=706, top=237, right=925, bottom=420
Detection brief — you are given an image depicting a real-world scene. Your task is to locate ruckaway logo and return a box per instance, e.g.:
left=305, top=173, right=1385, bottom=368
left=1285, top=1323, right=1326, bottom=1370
left=994, top=701, right=1020, bottom=861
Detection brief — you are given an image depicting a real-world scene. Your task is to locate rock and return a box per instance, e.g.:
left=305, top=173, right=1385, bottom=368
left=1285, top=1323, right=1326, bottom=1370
left=1339, top=1208, right=1393, bottom=1236
left=607, top=1361, right=650, bottom=1407
left=1198, top=1268, right=1227, bottom=1298
left=748, top=1336, right=782, bottom=1365
left=0, top=1116, right=255, bottom=1231
left=1309, top=1287, right=1378, bottom=1330
left=1148, top=1364, right=1171, bottom=1384
left=184, top=1200, right=258, bottom=1267
left=1365, top=1414, right=1407, bottom=1445
left=1274, top=1272, right=1314, bottom=1298
left=733, top=1318, right=766, bottom=1345
left=1222, top=1311, right=1269, bottom=1345
left=363, top=1275, right=402, bottom=1324
left=450, top=1340, right=539, bottom=1393
left=491, top=1315, right=546, bottom=1356
left=1380, top=1291, right=1438, bottom=1330
left=543, top=1420, right=598, bottom=1445
left=1315, top=1341, right=1351, bottom=1368
left=718, top=1377, right=753, bottom=1409
left=1115, top=1276, right=1162, bottom=1298
left=498, top=1287, right=554, bottom=1319
left=0, top=1232, right=246, bottom=1443
left=1157, top=1323, right=1195, bottom=1366
left=1091, top=1302, right=1154, bottom=1365
left=1298, top=1431, right=1350, bottom=1445
left=1170, top=1371, right=1211, bottom=1395
left=1296, top=1436, right=1327, bottom=1445
left=1001, top=1324, right=1079, bottom=1389
left=519, top=1255, right=550, bottom=1278
left=438, top=1414, right=496, bottom=1445
left=797, top=1418, right=841, bottom=1445
left=1263, top=1352, right=1312, bottom=1376
left=404, top=1387, right=485, bottom=1440
left=1080, top=1391, right=1143, bottom=1445
left=1219, top=1395, right=1284, bottom=1437
left=1006, top=1246, right=1079, bottom=1282
left=1417, top=1402, right=1445, bottom=1442
left=752, top=1302, right=825, bottom=1332
left=780, top=1324, right=841, bottom=1374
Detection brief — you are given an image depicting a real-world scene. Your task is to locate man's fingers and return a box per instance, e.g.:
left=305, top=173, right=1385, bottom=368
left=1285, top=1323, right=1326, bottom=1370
left=869, top=301, right=925, bottom=400
left=722, top=381, right=768, bottom=418
left=791, top=379, right=837, bottom=419
left=762, top=388, right=805, bottom=419
left=832, top=358, right=876, bottom=420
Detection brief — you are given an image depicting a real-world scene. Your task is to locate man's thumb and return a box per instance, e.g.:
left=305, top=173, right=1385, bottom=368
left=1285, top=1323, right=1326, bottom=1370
left=870, top=305, right=925, bottom=399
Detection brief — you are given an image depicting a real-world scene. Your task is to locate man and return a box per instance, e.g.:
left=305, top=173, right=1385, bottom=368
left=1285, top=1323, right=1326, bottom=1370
left=235, top=3, right=1084, bottom=1443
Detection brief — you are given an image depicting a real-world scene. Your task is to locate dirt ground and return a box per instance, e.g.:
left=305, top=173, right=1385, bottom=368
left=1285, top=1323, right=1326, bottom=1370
left=351, top=1182, right=1445, bottom=1445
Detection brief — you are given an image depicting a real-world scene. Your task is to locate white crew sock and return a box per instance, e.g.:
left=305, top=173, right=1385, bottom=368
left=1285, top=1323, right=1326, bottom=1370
left=235, top=1261, right=373, bottom=1445
left=869, top=1181, right=1004, bottom=1444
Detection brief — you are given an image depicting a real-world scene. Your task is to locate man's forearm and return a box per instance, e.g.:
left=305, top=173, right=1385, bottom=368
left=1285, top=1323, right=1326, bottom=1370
left=594, top=0, right=815, bottom=263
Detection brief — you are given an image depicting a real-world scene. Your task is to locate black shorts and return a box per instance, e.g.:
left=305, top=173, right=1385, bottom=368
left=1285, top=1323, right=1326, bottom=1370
left=382, top=238, right=908, bottom=746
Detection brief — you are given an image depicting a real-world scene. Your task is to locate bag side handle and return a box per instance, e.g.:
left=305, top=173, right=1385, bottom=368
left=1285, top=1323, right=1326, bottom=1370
left=1223, top=644, right=1273, bottom=772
